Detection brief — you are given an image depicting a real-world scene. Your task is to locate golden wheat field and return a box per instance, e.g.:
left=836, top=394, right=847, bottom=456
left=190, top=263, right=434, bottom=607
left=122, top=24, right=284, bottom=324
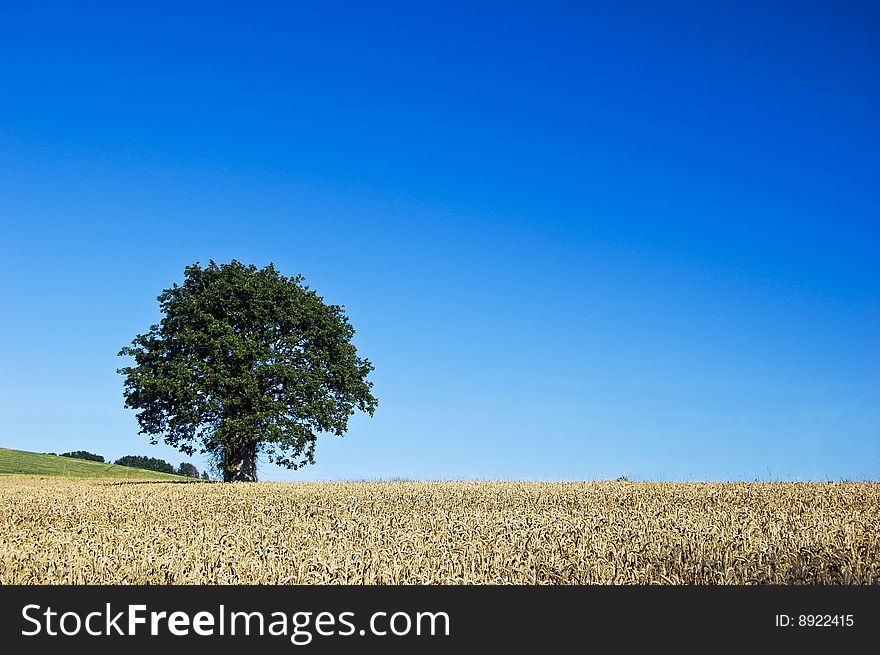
left=1, top=478, right=878, bottom=584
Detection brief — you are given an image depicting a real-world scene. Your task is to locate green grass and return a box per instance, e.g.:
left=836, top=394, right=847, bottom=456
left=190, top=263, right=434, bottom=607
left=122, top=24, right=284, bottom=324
left=0, top=447, right=187, bottom=480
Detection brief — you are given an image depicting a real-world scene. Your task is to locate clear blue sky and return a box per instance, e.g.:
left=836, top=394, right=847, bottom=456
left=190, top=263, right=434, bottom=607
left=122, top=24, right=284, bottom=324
left=1, top=1, right=877, bottom=481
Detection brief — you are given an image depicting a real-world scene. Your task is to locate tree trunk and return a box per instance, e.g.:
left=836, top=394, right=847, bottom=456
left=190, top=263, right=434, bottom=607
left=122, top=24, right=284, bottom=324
left=222, top=443, right=257, bottom=482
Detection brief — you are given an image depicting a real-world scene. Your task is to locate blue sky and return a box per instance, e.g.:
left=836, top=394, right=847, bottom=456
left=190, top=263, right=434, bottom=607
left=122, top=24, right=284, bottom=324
left=1, top=1, right=877, bottom=481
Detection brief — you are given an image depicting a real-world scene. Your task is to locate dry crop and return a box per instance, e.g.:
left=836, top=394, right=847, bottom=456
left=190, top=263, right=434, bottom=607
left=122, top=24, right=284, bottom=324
left=1, top=478, right=878, bottom=584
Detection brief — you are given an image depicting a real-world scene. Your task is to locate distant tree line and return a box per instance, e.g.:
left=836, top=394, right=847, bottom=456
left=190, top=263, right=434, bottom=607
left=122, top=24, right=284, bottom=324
left=59, top=451, right=104, bottom=462
left=113, top=455, right=176, bottom=474
left=48, top=450, right=208, bottom=479
left=114, top=455, right=205, bottom=479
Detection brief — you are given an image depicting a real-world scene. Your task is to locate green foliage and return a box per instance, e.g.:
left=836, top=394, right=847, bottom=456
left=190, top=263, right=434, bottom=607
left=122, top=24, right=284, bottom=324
left=177, top=462, right=200, bottom=478
left=118, top=260, right=377, bottom=482
left=114, top=455, right=177, bottom=474
left=60, top=451, right=105, bottom=463
left=0, top=448, right=183, bottom=480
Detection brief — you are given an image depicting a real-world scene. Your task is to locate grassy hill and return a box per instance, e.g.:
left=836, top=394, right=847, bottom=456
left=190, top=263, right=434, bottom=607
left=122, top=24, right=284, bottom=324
left=0, top=447, right=187, bottom=480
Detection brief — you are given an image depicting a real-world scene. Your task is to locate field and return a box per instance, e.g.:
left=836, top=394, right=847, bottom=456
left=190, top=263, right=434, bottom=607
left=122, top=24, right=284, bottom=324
left=1, top=477, right=878, bottom=584
left=0, top=447, right=185, bottom=481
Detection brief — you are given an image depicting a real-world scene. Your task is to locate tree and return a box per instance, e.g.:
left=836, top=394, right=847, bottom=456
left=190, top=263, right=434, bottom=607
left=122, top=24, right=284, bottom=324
left=178, top=462, right=200, bottom=478
left=118, top=260, right=377, bottom=482
left=114, top=455, right=177, bottom=474
left=60, top=451, right=104, bottom=463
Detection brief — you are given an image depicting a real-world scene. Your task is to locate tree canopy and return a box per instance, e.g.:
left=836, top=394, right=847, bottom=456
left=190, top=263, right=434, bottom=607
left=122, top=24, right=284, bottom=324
left=177, top=462, right=200, bottom=478
left=118, top=260, right=377, bottom=481
left=60, top=451, right=104, bottom=463
left=114, top=455, right=176, bottom=474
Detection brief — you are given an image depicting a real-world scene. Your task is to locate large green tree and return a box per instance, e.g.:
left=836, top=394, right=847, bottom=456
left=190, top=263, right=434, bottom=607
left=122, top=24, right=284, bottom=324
left=118, top=260, right=377, bottom=482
